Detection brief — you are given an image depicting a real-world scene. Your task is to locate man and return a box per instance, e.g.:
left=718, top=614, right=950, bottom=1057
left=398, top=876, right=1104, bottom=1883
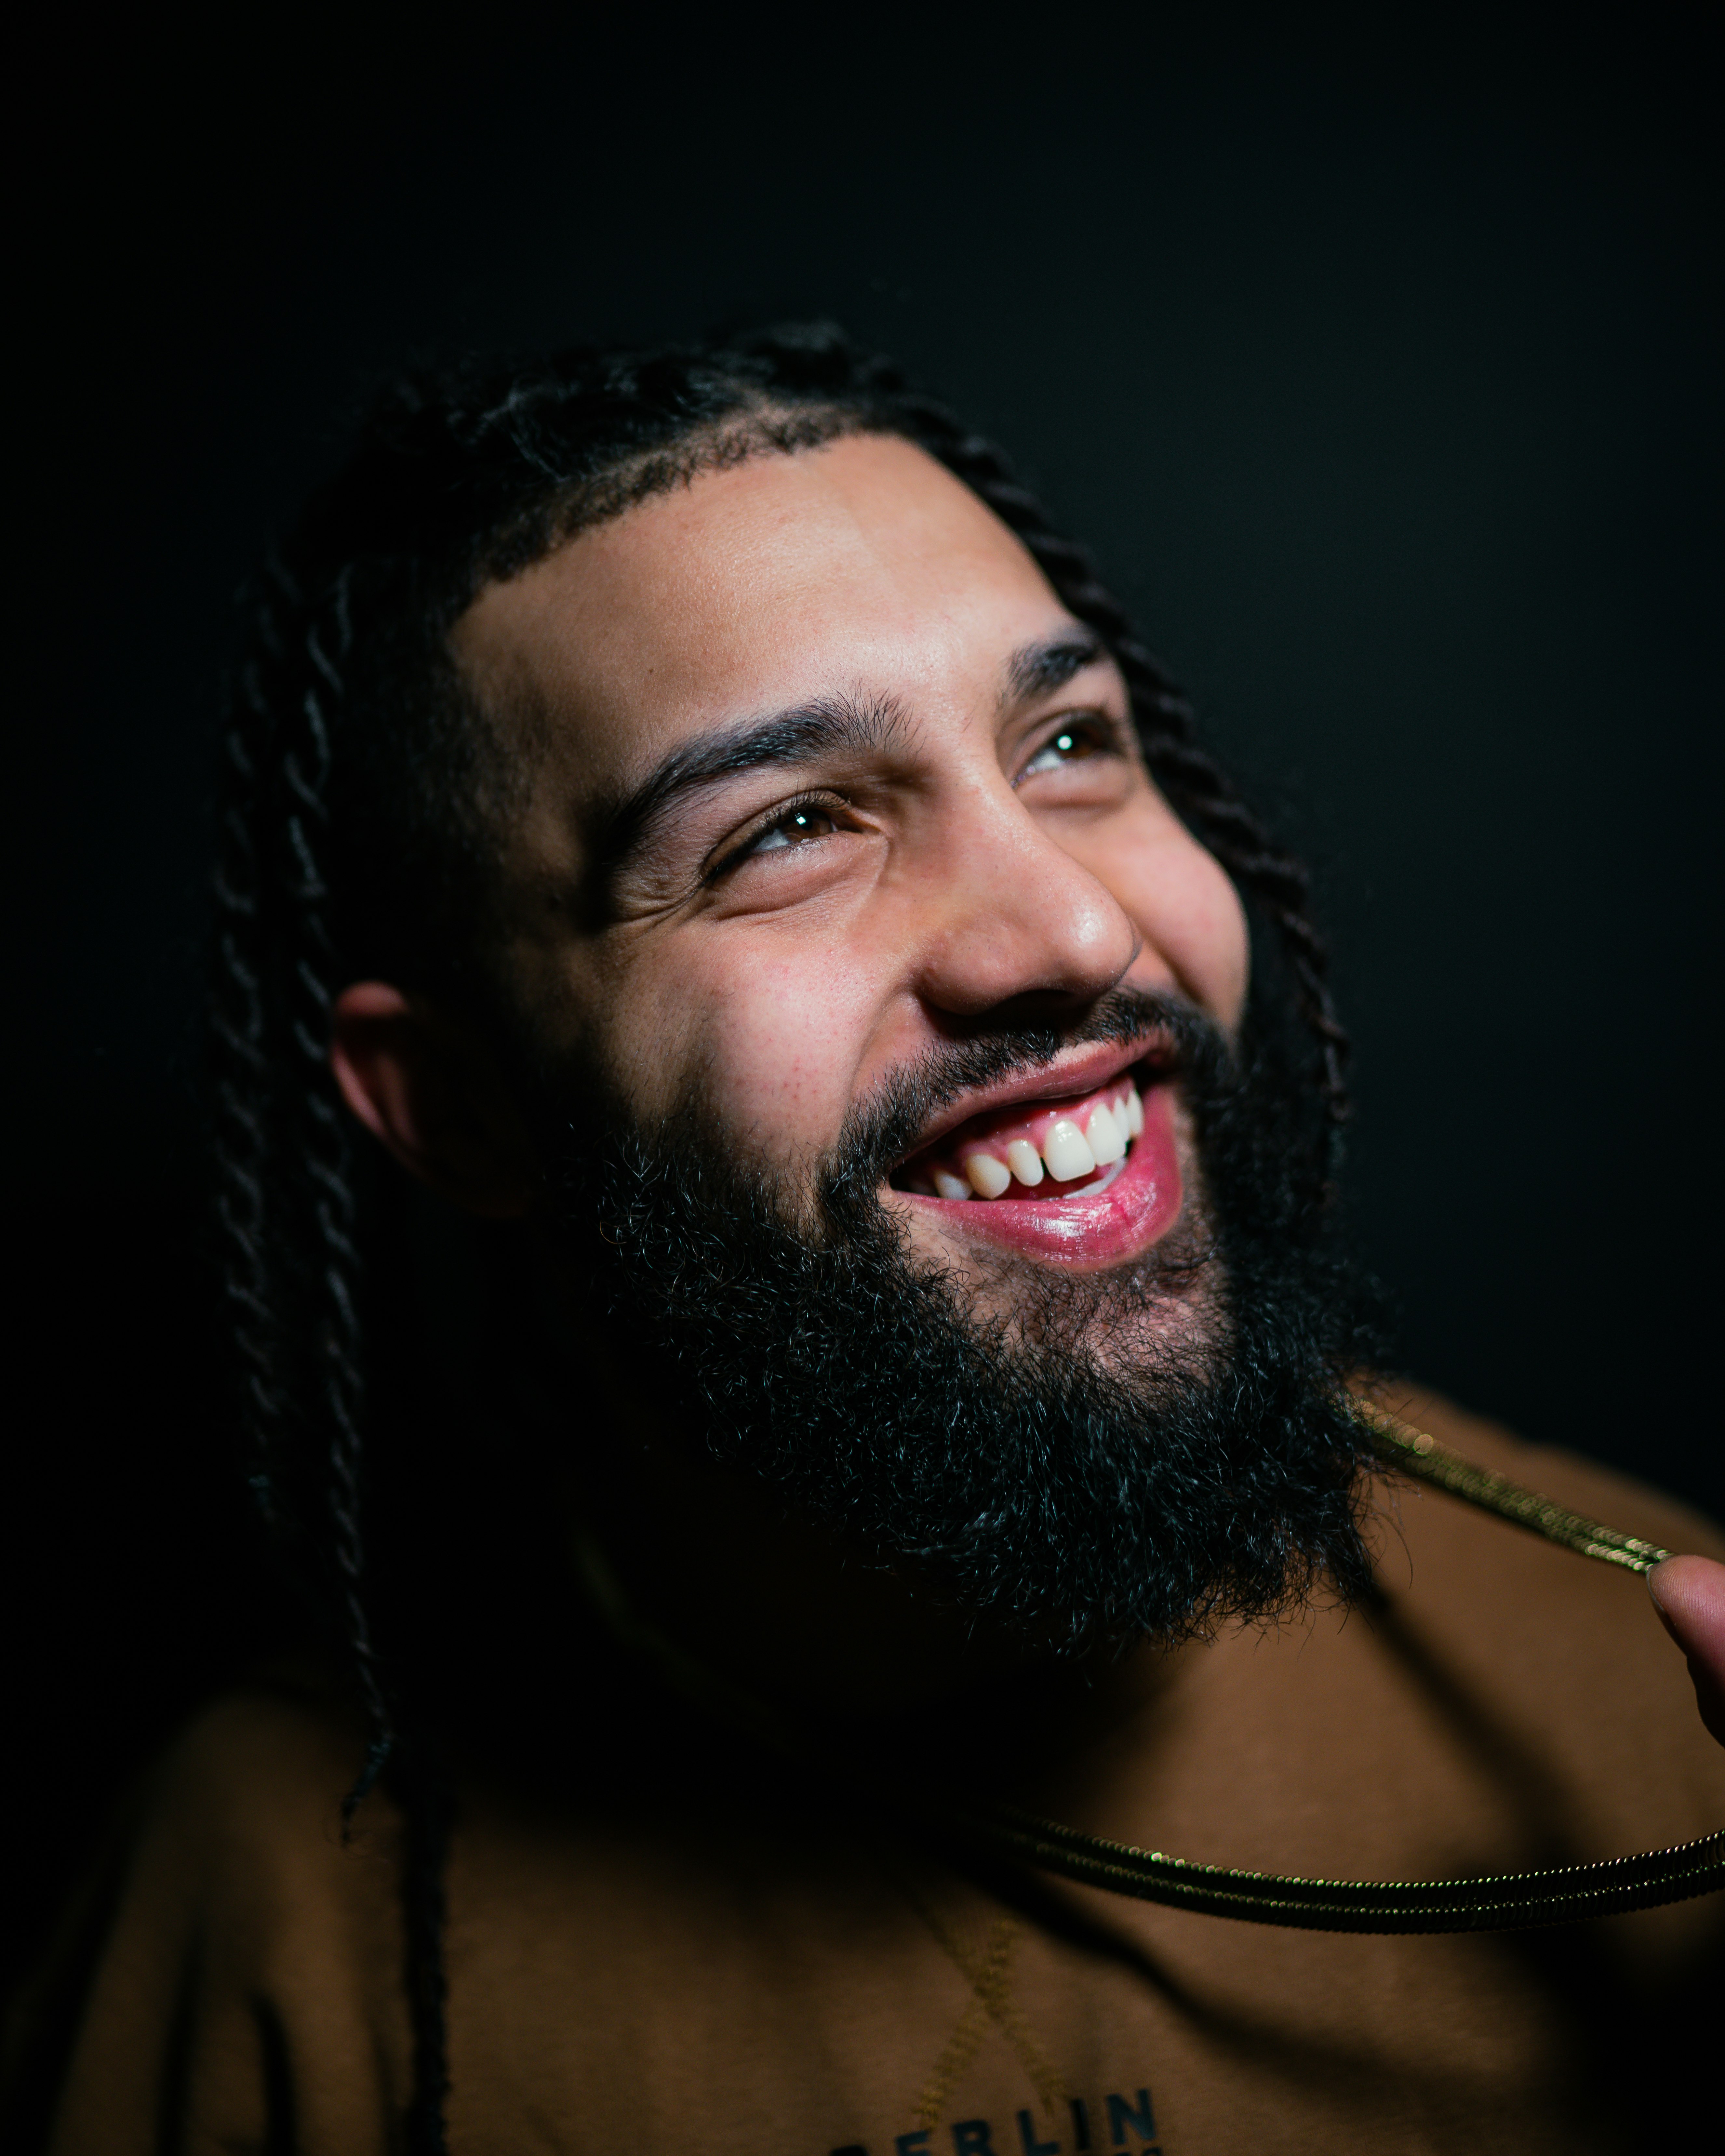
left=13, top=326, right=1725, bottom=2153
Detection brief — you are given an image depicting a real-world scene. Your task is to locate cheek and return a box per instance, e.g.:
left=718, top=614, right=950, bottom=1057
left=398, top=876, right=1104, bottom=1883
left=602, top=932, right=884, bottom=1159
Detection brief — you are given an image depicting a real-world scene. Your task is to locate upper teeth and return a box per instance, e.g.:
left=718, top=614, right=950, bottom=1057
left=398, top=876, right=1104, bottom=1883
left=1084, top=1100, right=1127, bottom=1166
left=1041, top=1116, right=1095, bottom=1181
left=923, top=1078, right=1146, bottom=1200
left=1004, top=1138, right=1043, bottom=1188
left=963, top=1152, right=1013, bottom=1198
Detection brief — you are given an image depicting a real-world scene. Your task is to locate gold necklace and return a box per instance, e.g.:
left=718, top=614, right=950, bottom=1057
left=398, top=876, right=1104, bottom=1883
left=1353, top=1402, right=1676, bottom=1574
left=576, top=1407, right=1725, bottom=1934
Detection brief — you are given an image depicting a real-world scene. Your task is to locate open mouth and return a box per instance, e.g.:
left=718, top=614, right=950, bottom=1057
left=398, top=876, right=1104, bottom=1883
left=885, top=1046, right=1184, bottom=1268
left=893, top=1070, right=1147, bottom=1202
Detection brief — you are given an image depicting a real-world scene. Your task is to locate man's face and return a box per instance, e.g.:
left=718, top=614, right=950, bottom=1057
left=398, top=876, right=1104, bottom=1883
left=425, top=429, right=1377, bottom=1654
left=455, top=433, right=1249, bottom=1303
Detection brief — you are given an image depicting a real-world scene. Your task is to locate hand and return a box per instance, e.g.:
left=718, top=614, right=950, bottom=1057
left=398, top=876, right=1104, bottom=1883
left=1648, top=1555, right=1725, bottom=1748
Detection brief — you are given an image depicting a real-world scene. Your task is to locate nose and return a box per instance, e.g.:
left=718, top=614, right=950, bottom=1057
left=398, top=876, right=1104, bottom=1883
left=907, top=782, right=1140, bottom=1026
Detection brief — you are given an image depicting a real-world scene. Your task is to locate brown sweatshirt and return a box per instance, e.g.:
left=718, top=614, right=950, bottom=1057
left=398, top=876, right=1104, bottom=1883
left=13, top=1393, right=1725, bottom=2155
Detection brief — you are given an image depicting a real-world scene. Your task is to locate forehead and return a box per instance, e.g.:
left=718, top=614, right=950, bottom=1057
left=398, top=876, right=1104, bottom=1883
left=452, top=433, right=1073, bottom=779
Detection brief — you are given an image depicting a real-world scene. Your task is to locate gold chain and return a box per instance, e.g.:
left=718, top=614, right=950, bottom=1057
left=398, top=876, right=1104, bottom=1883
left=1351, top=1402, right=1674, bottom=1573
left=573, top=1414, right=1722, bottom=1933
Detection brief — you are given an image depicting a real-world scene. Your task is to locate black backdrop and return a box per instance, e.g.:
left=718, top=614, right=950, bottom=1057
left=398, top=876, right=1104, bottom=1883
left=8, top=5, right=1720, bottom=1995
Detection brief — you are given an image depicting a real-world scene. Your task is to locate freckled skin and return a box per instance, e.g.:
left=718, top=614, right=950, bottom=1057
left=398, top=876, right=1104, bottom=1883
left=454, top=434, right=1250, bottom=1279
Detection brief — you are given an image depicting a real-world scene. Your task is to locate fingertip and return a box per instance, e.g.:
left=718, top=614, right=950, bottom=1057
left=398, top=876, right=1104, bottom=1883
left=1644, top=1557, right=1680, bottom=1641
left=1644, top=1551, right=1725, bottom=1622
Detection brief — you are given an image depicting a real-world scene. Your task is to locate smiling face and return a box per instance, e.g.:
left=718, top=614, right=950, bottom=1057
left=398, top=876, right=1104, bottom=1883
left=452, top=432, right=1250, bottom=1295
left=329, top=420, right=1378, bottom=1654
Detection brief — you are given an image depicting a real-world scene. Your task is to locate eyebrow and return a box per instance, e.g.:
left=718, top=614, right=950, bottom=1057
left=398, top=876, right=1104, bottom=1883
left=586, top=691, right=909, bottom=888
left=1002, top=628, right=1108, bottom=707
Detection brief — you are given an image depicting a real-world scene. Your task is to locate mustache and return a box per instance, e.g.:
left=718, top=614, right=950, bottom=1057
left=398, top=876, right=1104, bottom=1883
left=535, top=986, right=1229, bottom=1259
left=825, top=986, right=1226, bottom=1203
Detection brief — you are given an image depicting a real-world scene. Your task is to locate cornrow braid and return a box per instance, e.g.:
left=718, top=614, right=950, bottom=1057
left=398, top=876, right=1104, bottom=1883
left=210, top=321, right=1352, bottom=2153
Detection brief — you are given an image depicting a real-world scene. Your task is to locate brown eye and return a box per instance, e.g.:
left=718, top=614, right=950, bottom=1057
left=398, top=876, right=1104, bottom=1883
left=748, top=804, right=839, bottom=855
left=1020, top=721, right=1110, bottom=779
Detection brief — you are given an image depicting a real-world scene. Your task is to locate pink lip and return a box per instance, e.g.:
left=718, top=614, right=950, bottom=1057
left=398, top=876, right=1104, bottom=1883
left=893, top=1032, right=1173, bottom=1162
left=897, top=1082, right=1183, bottom=1269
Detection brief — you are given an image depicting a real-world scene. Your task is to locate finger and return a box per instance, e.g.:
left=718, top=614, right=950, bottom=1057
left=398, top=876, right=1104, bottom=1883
left=1647, top=1554, right=1725, bottom=1748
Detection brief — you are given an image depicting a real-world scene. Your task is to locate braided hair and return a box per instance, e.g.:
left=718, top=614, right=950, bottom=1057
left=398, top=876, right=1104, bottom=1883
left=209, top=322, right=1351, bottom=2151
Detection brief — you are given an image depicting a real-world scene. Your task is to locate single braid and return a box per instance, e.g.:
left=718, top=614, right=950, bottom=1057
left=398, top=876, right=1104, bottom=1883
left=278, top=590, right=398, bottom=1808
left=211, top=564, right=303, bottom=1532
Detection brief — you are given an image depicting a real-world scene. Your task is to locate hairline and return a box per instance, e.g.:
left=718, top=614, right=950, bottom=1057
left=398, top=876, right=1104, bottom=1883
left=431, top=409, right=943, bottom=965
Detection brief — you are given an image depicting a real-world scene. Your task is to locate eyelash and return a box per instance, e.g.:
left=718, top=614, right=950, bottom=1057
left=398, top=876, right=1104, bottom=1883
left=706, top=790, right=849, bottom=882
left=1014, top=710, right=1130, bottom=781
left=704, top=712, right=1130, bottom=883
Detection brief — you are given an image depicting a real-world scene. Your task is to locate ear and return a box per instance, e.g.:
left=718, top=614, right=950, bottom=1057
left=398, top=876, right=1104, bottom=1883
left=329, top=982, right=538, bottom=1218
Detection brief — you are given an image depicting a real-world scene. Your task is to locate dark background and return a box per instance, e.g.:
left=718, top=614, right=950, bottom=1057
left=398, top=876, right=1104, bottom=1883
left=8, top=4, right=1720, bottom=1997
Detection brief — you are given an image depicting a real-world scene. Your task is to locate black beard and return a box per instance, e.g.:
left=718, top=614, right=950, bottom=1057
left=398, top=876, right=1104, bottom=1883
left=540, top=989, right=1392, bottom=1656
